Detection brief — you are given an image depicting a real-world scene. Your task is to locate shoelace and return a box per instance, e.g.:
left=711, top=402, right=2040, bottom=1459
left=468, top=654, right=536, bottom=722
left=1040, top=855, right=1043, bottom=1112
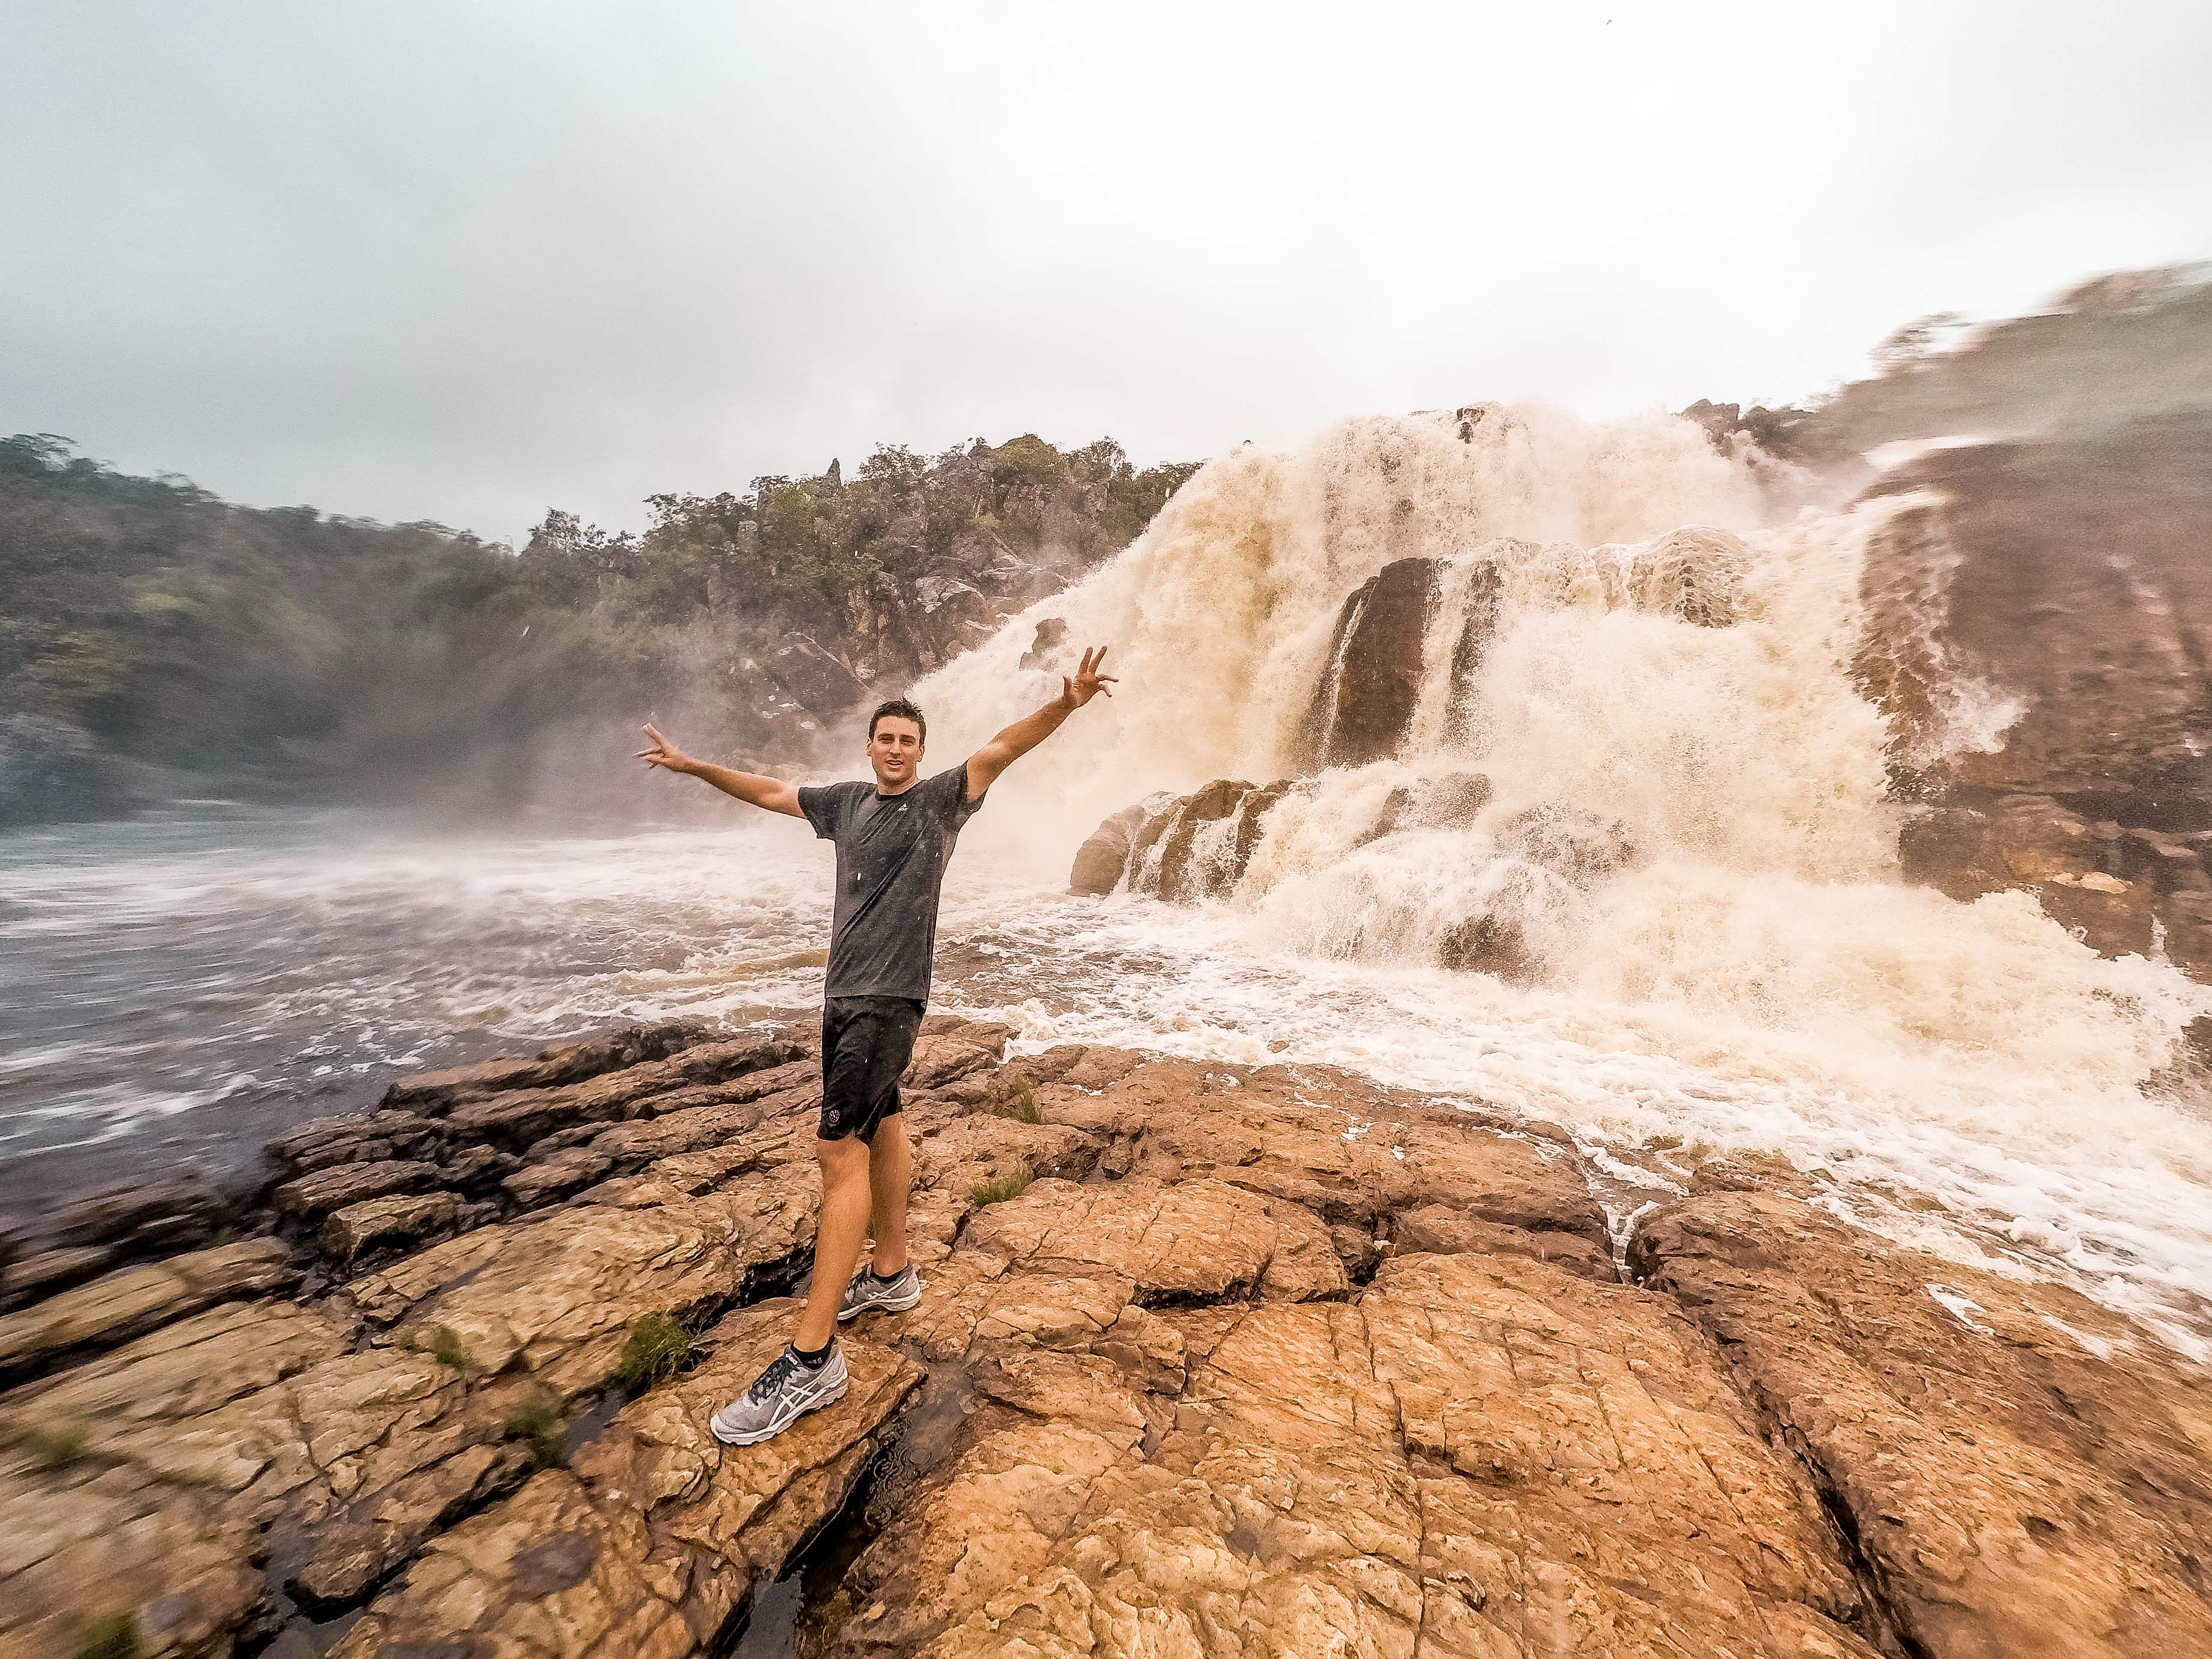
left=747, top=1348, right=804, bottom=1402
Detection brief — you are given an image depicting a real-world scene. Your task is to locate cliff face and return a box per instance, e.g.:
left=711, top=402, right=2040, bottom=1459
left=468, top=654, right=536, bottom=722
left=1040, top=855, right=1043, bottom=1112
left=3, top=1021, right=2205, bottom=1657
left=1859, top=413, right=2212, bottom=971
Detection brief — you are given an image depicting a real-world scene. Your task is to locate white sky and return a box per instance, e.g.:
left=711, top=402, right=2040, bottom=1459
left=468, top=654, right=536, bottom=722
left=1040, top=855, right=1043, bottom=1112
left=4, top=1, right=2208, bottom=542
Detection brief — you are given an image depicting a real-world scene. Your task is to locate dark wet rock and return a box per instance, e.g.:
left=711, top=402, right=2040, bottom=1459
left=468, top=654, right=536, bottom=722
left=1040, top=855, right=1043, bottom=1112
left=1304, top=555, right=1437, bottom=767
left=1442, top=557, right=1504, bottom=739
left=1438, top=911, right=1539, bottom=981
left=0, top=1245, right=116, bottom=1311
left=1357, top=769, right=1494, bottom=845
left=1016, top=615, right=1067, bottom=672
left=1497, top=801, right=1638, bottom=885
left=439, top=1035, right=803, bottom=1151
left=1632, top=1187, right=2212, bottom=1658
left=41, top=1167, right=227, bottom=1255
left=264, top=1110, right=445, bottom=1179
left=319, top=1194, right=472, bottom=1269
left=1857, top=414, right=2212, bottom=975
left=1679, top=396, right=1829, bottom=462
left=768, top=634, right=868, bottom=716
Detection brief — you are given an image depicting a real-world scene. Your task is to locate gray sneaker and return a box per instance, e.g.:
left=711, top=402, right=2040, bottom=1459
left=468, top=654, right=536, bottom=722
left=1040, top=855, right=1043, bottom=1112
left=709, top=1342, right=848, bottom=1446
left=839, top=1263, right=923, bottom=1321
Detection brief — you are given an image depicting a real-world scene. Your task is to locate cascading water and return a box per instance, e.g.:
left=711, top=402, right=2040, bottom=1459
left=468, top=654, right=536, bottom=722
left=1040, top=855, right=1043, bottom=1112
left=913, top=404, right=2212, bottom=1352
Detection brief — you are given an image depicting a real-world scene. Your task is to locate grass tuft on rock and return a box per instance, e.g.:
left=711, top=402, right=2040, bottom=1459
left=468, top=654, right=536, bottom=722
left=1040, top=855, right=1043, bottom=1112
left=404, top=1323, right=470, bottom=1371
left=505, top=1387, right=569, bottom=1470
left=73, top=1612, right=141, bottom=1659
left=997, top=1077, right=1045, bottom=1125
left=26, top=1423, right=90, bottom=1470
left=968, top=1166, right=1034, bottom=1207
left=616, top=1313, right=697, bottom=1395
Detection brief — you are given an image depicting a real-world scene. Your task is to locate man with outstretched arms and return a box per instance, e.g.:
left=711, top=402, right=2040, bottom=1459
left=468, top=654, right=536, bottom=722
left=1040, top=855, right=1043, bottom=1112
left=636, top=646, right=1117, bottom=1444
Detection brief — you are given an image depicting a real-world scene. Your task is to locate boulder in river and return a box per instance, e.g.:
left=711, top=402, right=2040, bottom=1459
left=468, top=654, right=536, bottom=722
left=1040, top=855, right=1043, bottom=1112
left=1100, top=777, right=1297, bottom=902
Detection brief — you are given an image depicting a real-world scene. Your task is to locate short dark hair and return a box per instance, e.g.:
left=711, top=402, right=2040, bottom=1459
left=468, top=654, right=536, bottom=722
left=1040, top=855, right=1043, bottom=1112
left=868, top=698, right=926, bottom=743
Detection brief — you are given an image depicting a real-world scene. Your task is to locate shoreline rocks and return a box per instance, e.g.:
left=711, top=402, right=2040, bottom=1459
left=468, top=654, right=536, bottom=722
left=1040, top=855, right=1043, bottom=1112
left=2, top=1019, right=2208, bottom=1657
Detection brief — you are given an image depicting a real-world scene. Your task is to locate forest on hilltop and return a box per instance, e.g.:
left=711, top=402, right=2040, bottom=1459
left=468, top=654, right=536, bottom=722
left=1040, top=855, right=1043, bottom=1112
left=0, top=432, right=1196, bottom=825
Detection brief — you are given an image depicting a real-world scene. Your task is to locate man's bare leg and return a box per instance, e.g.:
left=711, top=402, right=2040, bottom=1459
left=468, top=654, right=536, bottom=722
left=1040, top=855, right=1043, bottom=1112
left=866, top=1115, right=911, bottom=1278
left=794, top=1136, right=871, bottom=1353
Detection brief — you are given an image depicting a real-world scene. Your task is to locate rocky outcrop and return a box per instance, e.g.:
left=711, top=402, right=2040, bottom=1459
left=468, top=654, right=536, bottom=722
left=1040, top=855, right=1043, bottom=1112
left=1018, top=615, right=1068, bottom=672
left=0, top=1239, right=295, bottom=1384
left=1632, top=1186, right=2212, bottom=1658
left=1858, top=414, right=2212, bottom=975
left=1356, top=769, right=1494, bottom=845
left=1305, top=556, right=1438, bottom=768
left=767, top=634, right=869, bottom=717
left=1067, top=791, right=1172, bottom=895
left=1109, top=778, right=1296, bottom=902
left=6, top=1021, right=2210, bottom=1657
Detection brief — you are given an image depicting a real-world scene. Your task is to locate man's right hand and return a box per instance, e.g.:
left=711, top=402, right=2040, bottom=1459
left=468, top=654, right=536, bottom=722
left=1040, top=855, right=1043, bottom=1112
left=637, top=724, right=692, bottom=773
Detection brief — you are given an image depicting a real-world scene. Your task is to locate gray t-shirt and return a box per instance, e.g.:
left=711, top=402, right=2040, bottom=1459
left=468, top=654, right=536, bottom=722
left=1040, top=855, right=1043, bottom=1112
left=798, top=764, right=984, bottom=1002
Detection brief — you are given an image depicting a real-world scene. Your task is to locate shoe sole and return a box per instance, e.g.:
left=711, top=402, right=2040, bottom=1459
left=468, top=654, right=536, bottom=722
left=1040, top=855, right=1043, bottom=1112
left=838, top=1281, right=923, bottom=1321
left=709, top=1375, right=848, bottom=1446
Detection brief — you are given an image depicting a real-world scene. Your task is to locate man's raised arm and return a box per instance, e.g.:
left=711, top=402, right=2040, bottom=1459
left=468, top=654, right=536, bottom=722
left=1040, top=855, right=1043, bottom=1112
left=964, top=645, right=1118, bottom=800
left=637, top=724, right=803, bottom=817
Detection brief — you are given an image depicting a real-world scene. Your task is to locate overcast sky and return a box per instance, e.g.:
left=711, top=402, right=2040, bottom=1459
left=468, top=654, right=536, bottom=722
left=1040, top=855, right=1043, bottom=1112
left=4, top=2, right=2208, bottom=543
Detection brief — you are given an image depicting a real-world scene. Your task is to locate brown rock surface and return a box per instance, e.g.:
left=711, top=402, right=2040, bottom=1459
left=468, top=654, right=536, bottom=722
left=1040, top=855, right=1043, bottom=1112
left=0, top=1055, right=832, bottom=1655
left=0, top=1238, right=296, bottom=1381
left=331, top=1303, right=922, bottom=1659
left=320, top=1192, right=471, bottom=1267
left=270, top=1157, right=438, bottom=1219
left=11, top=1016, right=2208, bottom=1659
left=440, top=1034, right=803, bottom=1149
left=1068, top=792, right=1172, bottom=895
left=1632, top=1188, right=2212, bottom=1658
left=832, top=1244, right=1879, bottom=1657
left=1111, top=778, right=1298, bottom=903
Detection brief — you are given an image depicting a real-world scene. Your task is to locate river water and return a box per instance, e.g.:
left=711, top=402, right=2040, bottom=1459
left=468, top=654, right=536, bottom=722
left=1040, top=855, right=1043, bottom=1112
left=8, top=405, right=2212, bottom=1355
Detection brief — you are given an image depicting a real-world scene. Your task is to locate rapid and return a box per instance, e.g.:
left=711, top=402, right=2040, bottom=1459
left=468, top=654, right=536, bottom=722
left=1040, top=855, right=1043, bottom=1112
left=5, top=405, right=2210, bottom=1353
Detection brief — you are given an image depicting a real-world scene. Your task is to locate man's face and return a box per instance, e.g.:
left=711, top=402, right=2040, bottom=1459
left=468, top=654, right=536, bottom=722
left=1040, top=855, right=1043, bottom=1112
left=867, top=716, right=923, bottom=788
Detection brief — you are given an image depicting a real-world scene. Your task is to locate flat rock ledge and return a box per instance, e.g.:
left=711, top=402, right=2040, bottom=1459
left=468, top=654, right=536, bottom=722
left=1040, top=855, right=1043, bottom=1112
left=0, top=1025, right=2205, bottom=1658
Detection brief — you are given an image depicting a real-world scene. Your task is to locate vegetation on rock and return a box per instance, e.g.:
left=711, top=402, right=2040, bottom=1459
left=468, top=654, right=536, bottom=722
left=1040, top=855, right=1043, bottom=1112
left=24, top=1422, right=89, bottom=1470
left=71, top=1612, right=141, bottom=1659
left=968, top=1165, right=1034, bottom=1206
left=997, top=1076, right=1045, bottom=1124
left=503, top=1386, right=568, bottom=1470
left=615, top=1312, right=697, bottom=1393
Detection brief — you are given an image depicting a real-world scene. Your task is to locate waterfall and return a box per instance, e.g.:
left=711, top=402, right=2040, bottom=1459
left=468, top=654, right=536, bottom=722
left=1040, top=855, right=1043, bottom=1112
left=907, top=401, right=2204, bottom=1100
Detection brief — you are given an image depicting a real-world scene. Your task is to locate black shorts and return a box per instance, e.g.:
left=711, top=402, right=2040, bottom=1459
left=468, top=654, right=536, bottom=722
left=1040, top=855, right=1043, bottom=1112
left=818, top=995, right=925, bottom=1143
